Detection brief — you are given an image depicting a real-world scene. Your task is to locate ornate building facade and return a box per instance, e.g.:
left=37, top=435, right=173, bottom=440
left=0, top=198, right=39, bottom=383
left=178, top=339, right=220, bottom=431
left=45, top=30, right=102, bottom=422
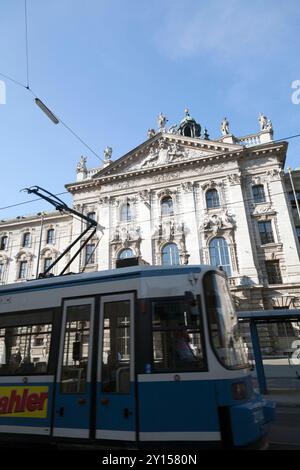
left=1, top=109, right=300, bottom=313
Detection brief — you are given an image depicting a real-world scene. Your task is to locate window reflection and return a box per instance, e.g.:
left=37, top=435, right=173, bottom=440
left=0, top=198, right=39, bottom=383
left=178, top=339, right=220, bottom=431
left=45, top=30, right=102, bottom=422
left=152, top=300, right=204, bottom=371
left=102, top=301, right=131, bottom=393
left=0, top=312, right=53, bottom=375
left=60, top=305, right=91, bottom=393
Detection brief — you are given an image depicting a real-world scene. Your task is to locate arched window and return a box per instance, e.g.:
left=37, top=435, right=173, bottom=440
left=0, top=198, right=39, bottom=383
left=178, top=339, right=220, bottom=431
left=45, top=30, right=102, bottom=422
left=252, top=185, right=266, bottom=204
left=161, top=196, right=173, bottom=216
left=119, top=248, right=134, bottom=259
left=161, top=243, right=180, bottom=266
left=22, top=232, right=31, bottom=248
left=0, top=236, right=8, bottom=251
left=209, top=237, right=231, bottom=276
left=46, top=229, right=55, bottom=244
left=206, top=189, right=220, bottom=209
left=120, top=203, right=132, bottom=222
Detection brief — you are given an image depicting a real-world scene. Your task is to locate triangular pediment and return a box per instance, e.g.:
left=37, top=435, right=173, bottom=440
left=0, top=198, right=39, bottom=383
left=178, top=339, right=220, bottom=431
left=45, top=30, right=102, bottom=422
left=92, top=133, right=243, bottom=179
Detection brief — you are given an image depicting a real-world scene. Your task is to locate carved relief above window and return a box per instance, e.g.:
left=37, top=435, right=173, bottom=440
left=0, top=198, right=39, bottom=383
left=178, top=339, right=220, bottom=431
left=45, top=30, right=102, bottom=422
left=110, top=225, right=141, bottom=266
left=251, top=204, right=276, bottom=218
left=152, top=220, right=189, bottom=265
left=266, top=168, right=284, bottom=181
left=200, top=210, right=236, bottom=238
left=227, top=173, right=241, bottom=186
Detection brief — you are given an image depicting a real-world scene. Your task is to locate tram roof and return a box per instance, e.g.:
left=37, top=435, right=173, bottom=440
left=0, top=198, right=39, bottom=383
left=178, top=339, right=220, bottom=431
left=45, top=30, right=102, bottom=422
left=0, top=264, right=214, bottom=295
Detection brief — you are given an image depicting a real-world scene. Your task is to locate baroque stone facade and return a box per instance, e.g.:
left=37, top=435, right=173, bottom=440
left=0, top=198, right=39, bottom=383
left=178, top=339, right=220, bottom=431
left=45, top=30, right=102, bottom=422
left=1, top=110, right=300, bottom=312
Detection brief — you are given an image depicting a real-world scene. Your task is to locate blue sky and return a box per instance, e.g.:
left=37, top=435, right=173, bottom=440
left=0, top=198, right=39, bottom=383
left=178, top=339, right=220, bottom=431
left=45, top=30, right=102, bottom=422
left=0, top=0, right=300, bottom=219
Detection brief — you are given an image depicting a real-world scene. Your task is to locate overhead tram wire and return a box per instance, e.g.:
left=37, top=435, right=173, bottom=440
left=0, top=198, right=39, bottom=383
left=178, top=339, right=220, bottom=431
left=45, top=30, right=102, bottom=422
left=24, top=0, right=30, bottom=90
left=0, top=2, right=104, bottom=165
left=0, top=181, right=298, bottom=216
left=2, top=3, right=300, bottom=171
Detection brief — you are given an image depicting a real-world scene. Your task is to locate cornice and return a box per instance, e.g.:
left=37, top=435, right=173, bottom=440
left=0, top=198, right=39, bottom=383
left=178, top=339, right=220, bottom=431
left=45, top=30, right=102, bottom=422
left=65, top=140, right=288, bottom=195
left=66, top=148, right=245, bottom=194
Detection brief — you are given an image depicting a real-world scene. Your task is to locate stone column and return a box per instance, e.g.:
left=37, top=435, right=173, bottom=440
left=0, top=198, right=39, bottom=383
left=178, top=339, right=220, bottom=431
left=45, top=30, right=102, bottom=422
left=227, top=173, right=259, bottom=284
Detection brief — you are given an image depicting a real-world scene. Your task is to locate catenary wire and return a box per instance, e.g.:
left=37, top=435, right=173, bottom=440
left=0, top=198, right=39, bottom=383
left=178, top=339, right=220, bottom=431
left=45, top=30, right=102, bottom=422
left=24, top=0, right=30, bottom=89
left=1, top=199, right=300, bottom=252
left=0, top=184, right=298, bottom=216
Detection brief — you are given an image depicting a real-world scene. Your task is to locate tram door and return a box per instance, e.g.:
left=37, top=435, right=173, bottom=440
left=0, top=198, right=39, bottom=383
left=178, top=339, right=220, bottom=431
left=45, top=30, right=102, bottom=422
left=53, top=298, right=95, bottom=438
left=96, top=293, right=136, bottom=442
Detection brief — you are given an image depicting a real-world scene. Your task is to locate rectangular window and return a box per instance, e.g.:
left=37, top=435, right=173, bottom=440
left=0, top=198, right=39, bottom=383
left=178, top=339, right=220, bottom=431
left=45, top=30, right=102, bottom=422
left=0, top=236, right=8, bottom=251
left=0, top=311, right=53, bottom=375
left=44, top=258, right=52, bottom=272
left=87, top=212, right=96, bottom=221
left=296, top=227, right=300, bottom=245
left=277, top=322, right=296, bottom=337
left=22, top=233, right=31, bottom=248
left=266, top=260, right=282, bottom=284
left=85, top=244, right=95, bottom=265
left=18, top=261, right=27, bottom=279
left=47, top=229, right=55, bottom=244
left=0, top=263, right=3, bottom=280
left=252, top=185, right=266, bottom=203
left=61, top=305, right=91, bottom=393
left=258, top=221, right=274, bottom=244
left=289, top=191, right=300, bottom=209
left=102, top=301, right=131, bottom=393
left=151, top=299, right=205, bottom=372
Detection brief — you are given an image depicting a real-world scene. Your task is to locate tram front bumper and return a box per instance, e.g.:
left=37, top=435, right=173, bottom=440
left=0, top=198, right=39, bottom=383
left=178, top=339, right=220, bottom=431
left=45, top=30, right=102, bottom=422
left=230, top=396, right=275, bottom=447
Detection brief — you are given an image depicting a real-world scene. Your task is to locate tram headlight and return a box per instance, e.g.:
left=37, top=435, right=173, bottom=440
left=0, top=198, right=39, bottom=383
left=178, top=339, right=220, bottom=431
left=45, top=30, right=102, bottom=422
left=232, top=382, right=247, bottom=400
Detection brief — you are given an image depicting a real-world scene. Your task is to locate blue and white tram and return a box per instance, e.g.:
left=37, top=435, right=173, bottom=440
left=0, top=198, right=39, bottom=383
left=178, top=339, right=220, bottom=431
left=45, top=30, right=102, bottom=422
left=0, top=265, right=274, bottom=449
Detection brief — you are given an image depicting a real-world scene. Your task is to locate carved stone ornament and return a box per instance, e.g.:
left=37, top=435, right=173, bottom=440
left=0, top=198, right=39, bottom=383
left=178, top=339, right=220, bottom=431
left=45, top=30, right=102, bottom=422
left=252, top=204, right=276, bottom=217
left=267, top=168, right=283, bottom=181
left=137, top=141, right=208, bottom=170
left=152, top=221, right=189, bottom=265
left=98, top=196, right=110, bottom=205
left=201, top=179, right=218, bottom=191
left=139, top=189, right=150, bottom=206
left=110, top=225, right=142, bottom=259
left=201, top=210, right=236, bottom=236
left=181, top=181, right=194, bottom=193
left=227, top=173, right=241, bottom=185
left=111, top=225, right=141, bottom=244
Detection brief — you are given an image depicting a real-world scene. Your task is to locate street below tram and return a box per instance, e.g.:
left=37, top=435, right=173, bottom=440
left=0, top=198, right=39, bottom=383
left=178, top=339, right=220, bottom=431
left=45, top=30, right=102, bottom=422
left=269, top=405, right=300, bottom=449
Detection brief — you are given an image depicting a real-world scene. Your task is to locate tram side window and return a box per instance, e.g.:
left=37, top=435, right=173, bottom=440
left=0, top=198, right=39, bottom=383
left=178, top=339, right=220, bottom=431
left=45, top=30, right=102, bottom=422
left=101, top=301, right=131, bottom=393
left=60, top=305, right=91, bottom=394
left=152, top=299, right=205, bottom=372
left=0, top=311, right=53, bottom=375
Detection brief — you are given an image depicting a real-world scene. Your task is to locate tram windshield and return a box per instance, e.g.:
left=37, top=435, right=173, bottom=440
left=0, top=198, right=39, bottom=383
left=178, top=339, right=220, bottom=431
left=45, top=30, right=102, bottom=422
left=204, top=272, right=248, bottom=369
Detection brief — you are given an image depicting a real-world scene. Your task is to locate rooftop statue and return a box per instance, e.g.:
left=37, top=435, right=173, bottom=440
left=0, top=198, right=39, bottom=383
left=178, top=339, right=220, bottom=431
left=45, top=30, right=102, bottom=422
left=147, top=128, right=156, bottom=139
left=103, top=146, right=113, bottom=168
left=157, top=112, right=168, bottom=130
left=258, top=113, right=268, bottom=131
left=76, top=155, right=87, bottom=173
left=104, top=146, right=112, bottom=160
left=221, top=117, right=230, bottom=135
